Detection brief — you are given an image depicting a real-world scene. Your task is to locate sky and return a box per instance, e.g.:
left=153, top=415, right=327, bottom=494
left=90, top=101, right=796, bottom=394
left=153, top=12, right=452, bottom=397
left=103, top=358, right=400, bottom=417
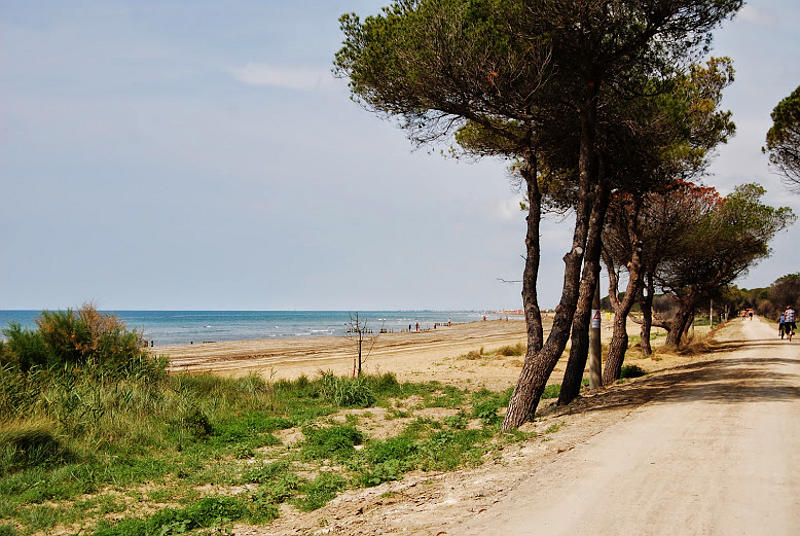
left=1, top=0, right=798, bottom=311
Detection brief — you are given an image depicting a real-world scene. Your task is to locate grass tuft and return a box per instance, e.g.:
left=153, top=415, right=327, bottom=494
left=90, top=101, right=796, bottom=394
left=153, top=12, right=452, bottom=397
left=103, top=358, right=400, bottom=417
left=301, top=425, right=364, bottom=461
left=0, top=421, right=74, bottom=475
left=541, top=384, right=561, bottom=399
left=496, top=343, right=525, bottom=356
left=293, top=472, right=347, bottom=511
left=620, top=365, right=647, bottom=379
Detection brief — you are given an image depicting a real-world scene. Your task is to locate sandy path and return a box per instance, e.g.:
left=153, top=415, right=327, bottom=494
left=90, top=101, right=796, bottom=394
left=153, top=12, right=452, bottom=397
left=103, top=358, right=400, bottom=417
left=458, top=316, right=800, bottom=535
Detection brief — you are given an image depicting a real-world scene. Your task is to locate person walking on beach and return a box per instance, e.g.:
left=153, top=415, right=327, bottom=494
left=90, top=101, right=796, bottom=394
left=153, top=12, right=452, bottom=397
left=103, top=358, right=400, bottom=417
left=415, top=322, right=419, bottom=332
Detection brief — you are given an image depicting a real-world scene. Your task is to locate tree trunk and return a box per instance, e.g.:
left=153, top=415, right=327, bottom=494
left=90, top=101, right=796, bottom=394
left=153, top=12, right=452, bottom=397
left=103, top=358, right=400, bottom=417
left=557, top=193, right=610, bottom=405
left=521, top=149, right=544, bottom=353
left=664, top=296, right=694, bottom=347
left=557, top=246, right=602, bottom=406
left=503, top=86, right=600, bottom=430
left=602, top=238, right=643, bottom=384
left=640, top=273, right=655, bottom=356
left=603, top=314, right=628, bottom=383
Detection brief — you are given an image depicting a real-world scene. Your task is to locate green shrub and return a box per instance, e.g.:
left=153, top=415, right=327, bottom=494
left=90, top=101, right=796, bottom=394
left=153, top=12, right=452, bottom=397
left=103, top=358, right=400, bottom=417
left=1, top=306, right=164, bottom=380
left=0, top=324, right=48, bottom=372
left=620, top=365, right=647, bottom=379
left=417, top=428, right=489, bottom=471
left=357, top=458, right=406, bottom=487
left=470, top=388, right=511, bottom=424
left=170, top=409, right=213, bottom=441
left=0, top=422, right=74, bottom=475
left=241, top=490, right=280, bottom=524
left=541, top=384, right=561, bottom=399
left=210, top=412, right=285, bottom=445
left=293, top=473, right=347, bottom=511
left=472, top=398, right=503, bottom=424
left=366, top=435, right=417, bottom=465
left=443, top=412, right=468, bottom=429
left=496, top=343, right=525, bottom=356
left=242, top=461, right=292, bottom=484
left=94, top=496, right=247, bottom=536
left=319, top=373, right=375, bottom=408
left=358, top=435, right=419, bottom=486
left=423, top=385, right=464, bottom=408
left=301, top=425, right=363, bottom=460
left=245, top=472, right=303, bottom=507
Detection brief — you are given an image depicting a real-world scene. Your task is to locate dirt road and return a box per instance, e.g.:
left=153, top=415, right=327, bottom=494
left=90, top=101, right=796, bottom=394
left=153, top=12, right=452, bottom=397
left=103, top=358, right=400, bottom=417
left=459, top=317, right=800, bottom=535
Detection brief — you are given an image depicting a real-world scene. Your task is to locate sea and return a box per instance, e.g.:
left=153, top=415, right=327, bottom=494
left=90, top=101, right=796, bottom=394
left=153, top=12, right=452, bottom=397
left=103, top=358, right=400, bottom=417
left=0, top=310, right=490, bottom=346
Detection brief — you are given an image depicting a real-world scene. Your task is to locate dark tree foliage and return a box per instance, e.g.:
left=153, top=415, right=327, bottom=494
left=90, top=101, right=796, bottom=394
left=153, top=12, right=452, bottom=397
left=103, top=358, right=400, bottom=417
left=558, top=58, right=736, bottom=398
left=764, top=85, right=800, bottom=191
left=334, top=0, right=743, bottom=429
left=654, top=183, right=794, bottom=346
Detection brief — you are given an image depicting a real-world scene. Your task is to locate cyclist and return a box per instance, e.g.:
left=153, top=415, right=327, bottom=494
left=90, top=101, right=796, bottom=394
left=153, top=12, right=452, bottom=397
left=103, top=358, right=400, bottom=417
left=784, top=305, right=796, bottom=341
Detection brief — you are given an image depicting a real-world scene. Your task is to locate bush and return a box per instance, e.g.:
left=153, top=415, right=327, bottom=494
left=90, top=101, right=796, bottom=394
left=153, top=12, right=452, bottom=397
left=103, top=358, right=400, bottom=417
left=242, top=461, right=292, bottom=484
left=0, top=324, right=48, bottom=372
left=301, top=425, right=363, bottom=460
left=472, top=398, right=503, bottom=424
left=319, top=373, right=375, bottom=408
left=0, top=305, right=165, bottom=380
left=169, top=409, right=213, bottom=441
left=417, top=428, right=489, bottom=471
left=541, top=384, right=561, bottom=399
left=496, top=343, right=525, bottom=356
left=620, top=365, right=647, bottom=379
left=358, top=435, right=419, bottom=486
left=366, top=435, right=418, bottom=465
left=0, top=421, right=74, bottom=475
left=94, top=496, right=247, bottom=536
left=293, top=473, right=347, bottom=511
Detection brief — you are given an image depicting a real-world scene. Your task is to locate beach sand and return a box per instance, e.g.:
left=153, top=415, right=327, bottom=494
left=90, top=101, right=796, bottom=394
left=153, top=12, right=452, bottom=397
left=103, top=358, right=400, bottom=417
left=155, top=316, right=681, bottom=391
left=158, top=319, right=536, bottom=390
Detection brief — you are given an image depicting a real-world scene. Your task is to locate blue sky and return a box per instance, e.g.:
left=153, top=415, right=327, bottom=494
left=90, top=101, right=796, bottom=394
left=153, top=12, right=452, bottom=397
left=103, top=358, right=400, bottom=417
left=1, top=1, right=798, bottom=310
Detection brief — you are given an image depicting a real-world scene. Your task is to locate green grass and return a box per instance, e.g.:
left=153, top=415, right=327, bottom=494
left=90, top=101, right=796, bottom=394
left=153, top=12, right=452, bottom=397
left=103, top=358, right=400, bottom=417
left=300, top=425, right=364, bottom=461
left=293, top=473, right=348, bottom=512
left=541, top=384, right=561, bottom=399
left=1, top=311, right=551, bottom=535
left=495, top=343, right=525, bottom=356
left=93, top=496, right=249, bottom=536
left=620, top=365, right=647, bottom=379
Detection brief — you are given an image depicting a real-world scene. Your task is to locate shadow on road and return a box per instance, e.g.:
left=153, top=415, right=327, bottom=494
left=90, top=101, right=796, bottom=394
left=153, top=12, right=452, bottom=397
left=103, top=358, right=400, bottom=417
left=556, top=340, right=800, bottom=417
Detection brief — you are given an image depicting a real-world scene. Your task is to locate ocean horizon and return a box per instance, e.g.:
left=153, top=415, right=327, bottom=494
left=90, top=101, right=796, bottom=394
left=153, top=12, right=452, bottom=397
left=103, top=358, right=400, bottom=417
left=0, top=310, right=506, bottom=346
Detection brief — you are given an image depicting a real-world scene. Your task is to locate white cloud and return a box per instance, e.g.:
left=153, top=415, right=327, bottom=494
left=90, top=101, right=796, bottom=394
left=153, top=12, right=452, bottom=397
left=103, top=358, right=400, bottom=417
left=231, top=63, right=335, bottom=91
left=490, top=195, right=527, bottom=222
left=738, top=5, right=778, bottom=27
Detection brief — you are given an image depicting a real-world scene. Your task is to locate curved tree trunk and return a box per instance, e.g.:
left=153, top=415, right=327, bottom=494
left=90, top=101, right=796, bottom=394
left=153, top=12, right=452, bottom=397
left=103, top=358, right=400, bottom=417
left=640, top=273, right=655, bottom=356
left=504, top=181, right=606, bottom=427
left=503, top=89, right=601, bottom=430
left=664, top=296, right=695, bottom=347
left=602, top=273, right=642, bottom=383
left=603, top=315, right=629, bottom=383
left=521, top=150, right=544, bottom=353
left=602, top=241, right=643, bottom=384
left=557, top=249, right=602, bottom=405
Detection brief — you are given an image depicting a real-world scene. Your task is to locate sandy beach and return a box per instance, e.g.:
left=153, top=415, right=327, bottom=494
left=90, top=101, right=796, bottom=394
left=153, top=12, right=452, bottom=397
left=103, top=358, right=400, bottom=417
left=155, top=316, right=683, bottom=392
left=157, top=319, right=536, bottom=390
